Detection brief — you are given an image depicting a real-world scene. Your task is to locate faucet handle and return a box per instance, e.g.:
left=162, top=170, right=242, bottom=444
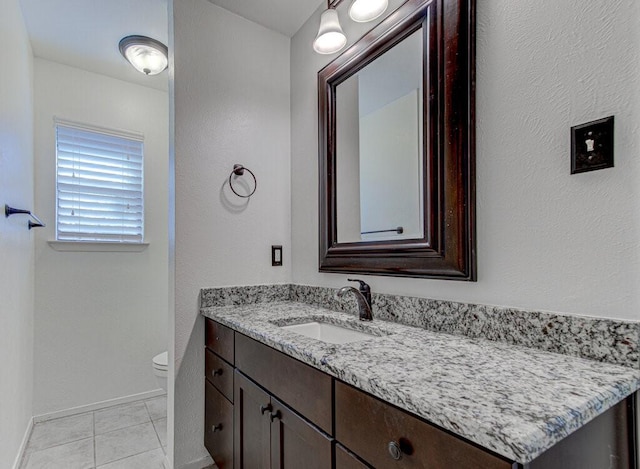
left=347, top=278, right=370, bottom=294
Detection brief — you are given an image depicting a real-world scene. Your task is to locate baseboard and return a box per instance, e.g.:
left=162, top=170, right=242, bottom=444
left=177, top=455, right=214, bottom=469
left=12, top=416, right=33, bottom=469
left=33, top=388, right=166, bottom=423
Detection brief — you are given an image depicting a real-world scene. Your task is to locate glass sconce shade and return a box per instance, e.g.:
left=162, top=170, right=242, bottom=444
left=349, top=0, right=389, bottom=22
left=119, top=35, right=168, bottom=76
left=313, top=9, right=347, bottom=54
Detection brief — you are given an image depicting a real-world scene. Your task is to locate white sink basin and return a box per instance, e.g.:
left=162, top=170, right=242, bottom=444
left=281, top=321, right=377, bottom=344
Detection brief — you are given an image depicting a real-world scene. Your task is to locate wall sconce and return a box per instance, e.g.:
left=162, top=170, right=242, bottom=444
left=314, top=0, right=389, bottom=54
left=313, top=6, right=347, bottom=54
left=119, top=35, right=168, bottom=76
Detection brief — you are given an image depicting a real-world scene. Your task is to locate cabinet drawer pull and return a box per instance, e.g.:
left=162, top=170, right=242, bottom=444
left=212, top=423, right=223, bottom=433
left=269, top=410, right=281, bottom=422
left=260, top=403, right=272, bottom=414
left=211, top=368, right=223, bottom=377
left=388, top=441, right=402, bottom=460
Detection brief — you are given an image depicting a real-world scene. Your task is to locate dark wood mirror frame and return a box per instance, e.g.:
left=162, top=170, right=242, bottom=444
left=318, top=0, right=476, bottom=280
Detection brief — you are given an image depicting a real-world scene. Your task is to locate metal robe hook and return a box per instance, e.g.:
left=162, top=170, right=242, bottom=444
left=228, top=164, right=257, bottom=198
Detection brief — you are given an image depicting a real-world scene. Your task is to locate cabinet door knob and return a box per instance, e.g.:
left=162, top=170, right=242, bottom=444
left=388, top=441, right=402, bottom=460
left=212, top=368, right=223, bottom=377
left=269, top=410, right=281, bottom=422
left=260, top=403, right=272, bottom=414
left=212, top=423, right=223, bottom=433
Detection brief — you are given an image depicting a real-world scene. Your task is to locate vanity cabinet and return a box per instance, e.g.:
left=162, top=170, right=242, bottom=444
left=204, top=318, right=636, bottom=469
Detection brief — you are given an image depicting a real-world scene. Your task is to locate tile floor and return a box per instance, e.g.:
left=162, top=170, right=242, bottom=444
left=20, top=395, right=167, bottom=469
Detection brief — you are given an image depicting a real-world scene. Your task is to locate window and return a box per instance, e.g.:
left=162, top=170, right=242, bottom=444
left=55, top=121, right=144, bottom=243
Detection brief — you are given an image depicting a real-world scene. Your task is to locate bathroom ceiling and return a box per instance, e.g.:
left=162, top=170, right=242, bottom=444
left=19, top=0, right=169, bottom=91
left=18, top=0, right=323, bottom=92
left=207, top=0, right=323, bottom=37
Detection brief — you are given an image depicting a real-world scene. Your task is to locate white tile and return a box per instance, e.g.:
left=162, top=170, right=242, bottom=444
left=152, top=418, right=167, bottom=447
left=28, top=413, right=94, bottom=451
left=23, top=438, right=94, bottom=469
left=96, top=448, right=165, bottom=469
left=144, top=396, right=166, bottom=421
left=94, top=402, right=150, bottom=435
left=95, top=422, right=160, bottom=466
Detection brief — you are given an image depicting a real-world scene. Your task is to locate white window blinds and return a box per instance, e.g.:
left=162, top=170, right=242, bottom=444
left=55, top=122, right=144, bottom=243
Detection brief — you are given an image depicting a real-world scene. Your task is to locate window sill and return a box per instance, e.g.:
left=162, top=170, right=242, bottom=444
left=47, top=241, right=149, bottom=252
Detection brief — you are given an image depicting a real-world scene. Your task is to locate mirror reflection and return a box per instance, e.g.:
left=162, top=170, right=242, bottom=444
left=335, top=29, right=424, bottom=243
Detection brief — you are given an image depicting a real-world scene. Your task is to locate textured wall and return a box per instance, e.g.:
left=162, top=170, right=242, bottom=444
left=33, top=59, right=169, bottom=415
left=0, top=0, right=34, bottom=466
left=172, top=0, right=291, bottom=466
left=291, top=0, right=640, bottom=321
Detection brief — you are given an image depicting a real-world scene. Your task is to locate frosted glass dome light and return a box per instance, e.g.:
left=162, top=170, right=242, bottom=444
left=119, top=35, right=168, bottom=76
left=349, top=0, right=389, bottom=22
left=313, top=9, right=347, bottom=55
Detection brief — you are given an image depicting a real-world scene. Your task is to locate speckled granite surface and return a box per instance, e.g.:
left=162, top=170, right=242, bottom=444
left=200, top=284, right=639, bottom=368
left=201, top=300, right=640, bottom=464
left=200, top=284, right=290, bottom=307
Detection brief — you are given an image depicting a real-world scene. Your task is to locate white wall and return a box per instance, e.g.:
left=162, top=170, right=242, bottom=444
left=336, top=76, right=361, bottom=242
left=0, top=0, right=34, bottom=466
left=33, top=59, right=169, bottom=415
left=291, top=0, right=640, bottom=321
left=359, top=90, right=421, bottom=240
left=172, top=0, right=291, bottom=466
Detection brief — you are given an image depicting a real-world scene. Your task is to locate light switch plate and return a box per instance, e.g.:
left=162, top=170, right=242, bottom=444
left=271, top=245, right=282, bottom=266
left=571, top=116, right=614, bottom=174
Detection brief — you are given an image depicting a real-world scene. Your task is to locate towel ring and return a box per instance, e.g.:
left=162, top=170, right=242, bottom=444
left=229, top=164, right=257, bottom=198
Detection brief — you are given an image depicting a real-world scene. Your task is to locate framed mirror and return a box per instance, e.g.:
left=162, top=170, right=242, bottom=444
left=318, top=0, right=475, bottom=280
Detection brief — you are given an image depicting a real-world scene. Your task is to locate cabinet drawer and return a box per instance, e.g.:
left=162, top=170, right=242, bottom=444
left=335, top=381, right=513, bottom=469
left=205, top=380, right=233, bottom=469
left=205, top=319, right=234, bottom=365
left=235, top=333, right=333, bottom=434
left=205, top=348, right=234, bottom=402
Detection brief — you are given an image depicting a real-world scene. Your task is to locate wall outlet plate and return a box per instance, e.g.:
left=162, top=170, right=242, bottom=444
left=571, top=116, right=614, bottom=174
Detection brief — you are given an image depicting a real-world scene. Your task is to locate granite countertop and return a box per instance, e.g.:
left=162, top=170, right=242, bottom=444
left=201, top=300, right=640, bottom=464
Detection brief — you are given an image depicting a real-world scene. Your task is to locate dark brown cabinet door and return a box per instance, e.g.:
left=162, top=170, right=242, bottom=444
left=204, top=381, right=233, bottom=469
left=270, top=397, right=332, bottom=469
left=234, top=370, right=271, bottom=469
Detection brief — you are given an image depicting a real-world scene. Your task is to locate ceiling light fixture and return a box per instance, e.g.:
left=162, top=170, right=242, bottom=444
left=349, top=0, right=388, bottom=22
left=119, top=35, right=168, bottom=76
left=313, top=6, right=347, bottom=54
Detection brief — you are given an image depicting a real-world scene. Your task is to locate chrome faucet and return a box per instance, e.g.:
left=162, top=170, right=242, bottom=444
left=337, top=279, right=373, bottom=321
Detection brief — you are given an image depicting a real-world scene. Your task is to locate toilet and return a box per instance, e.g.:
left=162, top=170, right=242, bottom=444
left=152, top=351, right=168, bottom=391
